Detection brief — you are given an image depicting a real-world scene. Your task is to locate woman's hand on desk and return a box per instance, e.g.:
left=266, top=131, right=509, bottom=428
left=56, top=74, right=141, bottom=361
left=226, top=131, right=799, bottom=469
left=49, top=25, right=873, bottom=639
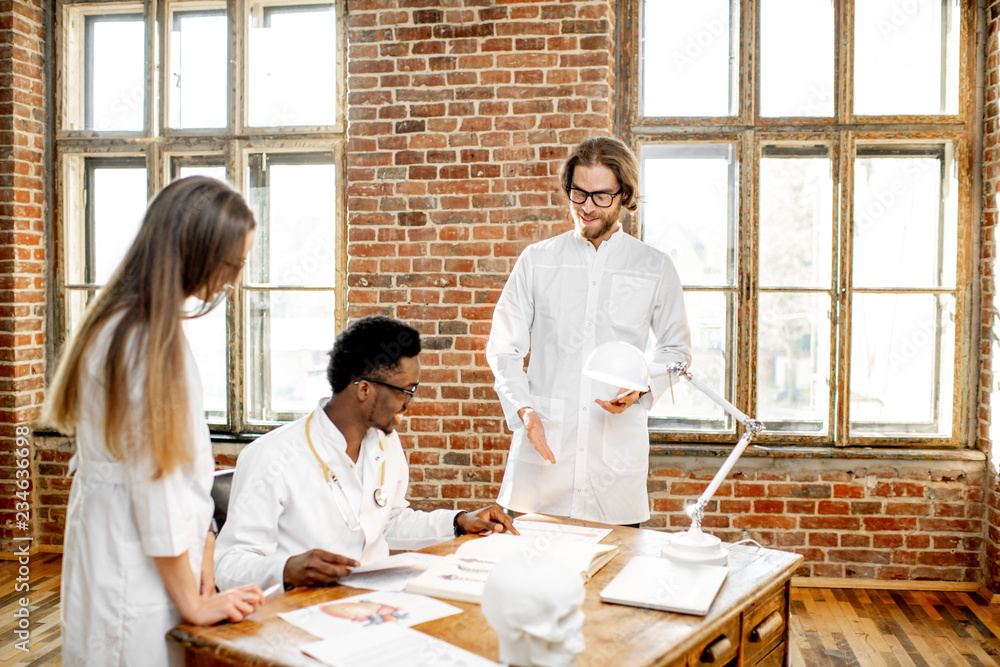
left=283, top=549, right=360, bottom=588
left=154, top=552, right=264, bottom=625
left=189, top=585, right=265, bottom=625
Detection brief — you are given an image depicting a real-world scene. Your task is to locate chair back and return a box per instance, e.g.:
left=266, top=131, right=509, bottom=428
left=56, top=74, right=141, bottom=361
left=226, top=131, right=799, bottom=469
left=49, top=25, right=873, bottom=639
left=211, top=468, right=235, bottom=532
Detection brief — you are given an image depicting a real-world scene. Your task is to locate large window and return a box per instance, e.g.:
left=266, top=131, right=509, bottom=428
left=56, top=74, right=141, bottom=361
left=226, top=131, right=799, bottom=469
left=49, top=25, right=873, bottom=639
left=55, top=0, right=345, bottom=433
left=626, top=0, right=972, bottom=447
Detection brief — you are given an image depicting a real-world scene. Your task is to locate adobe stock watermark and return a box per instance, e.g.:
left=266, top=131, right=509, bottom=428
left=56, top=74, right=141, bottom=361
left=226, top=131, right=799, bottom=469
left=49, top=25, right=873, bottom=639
left=95, top=85, right=143, bottom=131
left=855, top=159, right=934, bottom=238
left=876, top=0, right=929, bottom=40
left=12, top=425, right=33, bottom=654
left=888, top=317, right=939, bottom=372
left=671, top=10, right=729, bottom=74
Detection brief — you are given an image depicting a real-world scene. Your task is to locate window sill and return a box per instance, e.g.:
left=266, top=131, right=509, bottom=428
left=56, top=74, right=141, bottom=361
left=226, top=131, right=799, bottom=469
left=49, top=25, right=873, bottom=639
left=649, top=443, right=986, bottom=462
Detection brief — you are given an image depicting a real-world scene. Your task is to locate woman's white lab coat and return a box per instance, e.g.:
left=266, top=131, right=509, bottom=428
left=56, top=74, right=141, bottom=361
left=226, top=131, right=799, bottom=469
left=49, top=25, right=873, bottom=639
left=214, top=401, right=456, bottom=591
left=61, top=319, right=213, bottom=667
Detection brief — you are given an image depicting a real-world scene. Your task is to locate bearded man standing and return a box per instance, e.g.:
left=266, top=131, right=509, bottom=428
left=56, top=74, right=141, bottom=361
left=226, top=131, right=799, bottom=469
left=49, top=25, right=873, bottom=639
left=486, top=136, right=692, bottom=527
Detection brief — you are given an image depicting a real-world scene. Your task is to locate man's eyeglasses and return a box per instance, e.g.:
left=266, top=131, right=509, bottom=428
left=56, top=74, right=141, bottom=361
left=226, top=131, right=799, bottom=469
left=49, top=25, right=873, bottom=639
left=357, top=378, right=419, bottom=406
left=567, top=186, right=623, bottom=208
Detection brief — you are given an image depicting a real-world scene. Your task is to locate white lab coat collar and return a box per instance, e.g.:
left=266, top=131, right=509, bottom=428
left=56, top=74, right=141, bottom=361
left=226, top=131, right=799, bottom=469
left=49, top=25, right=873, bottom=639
left=570, top=222, right=624, bottom=252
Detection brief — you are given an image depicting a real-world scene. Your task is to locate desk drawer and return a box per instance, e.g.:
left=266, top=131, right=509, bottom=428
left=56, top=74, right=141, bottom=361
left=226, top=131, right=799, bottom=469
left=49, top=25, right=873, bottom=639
left=752, top=642, right=787, bottom=667
left=688, top=613, right=740, bottom=667
left=741, top=584, right=788, bottom=664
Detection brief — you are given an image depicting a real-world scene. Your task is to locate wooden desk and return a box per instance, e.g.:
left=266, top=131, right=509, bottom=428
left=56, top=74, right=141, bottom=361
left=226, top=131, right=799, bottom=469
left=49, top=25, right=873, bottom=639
left=170, top=518, right=802, bottom=667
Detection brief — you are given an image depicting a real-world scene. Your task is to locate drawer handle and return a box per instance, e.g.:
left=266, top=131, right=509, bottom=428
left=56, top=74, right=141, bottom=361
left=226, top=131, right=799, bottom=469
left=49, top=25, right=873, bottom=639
left=700, top=635, right=733, bottom=663
left=750, top=611, right=784, bottom=643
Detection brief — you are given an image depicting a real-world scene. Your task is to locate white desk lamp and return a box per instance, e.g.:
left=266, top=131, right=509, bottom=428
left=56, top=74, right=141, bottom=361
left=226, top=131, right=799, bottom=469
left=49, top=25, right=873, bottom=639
left=583, top=342, right=764, bottom=566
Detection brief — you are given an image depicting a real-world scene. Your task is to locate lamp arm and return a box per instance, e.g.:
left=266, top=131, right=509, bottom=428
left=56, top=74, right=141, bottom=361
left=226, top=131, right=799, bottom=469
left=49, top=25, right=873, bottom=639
left=656, top=362, right=763, bottom=433
left=655, top=362, right=766, bottom=531
left=687, top=431, right=753, bottom=528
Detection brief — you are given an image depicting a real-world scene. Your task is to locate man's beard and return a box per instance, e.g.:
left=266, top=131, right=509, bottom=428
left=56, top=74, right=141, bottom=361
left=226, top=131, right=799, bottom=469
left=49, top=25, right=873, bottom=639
left=576, top=209, right=617, bottom=240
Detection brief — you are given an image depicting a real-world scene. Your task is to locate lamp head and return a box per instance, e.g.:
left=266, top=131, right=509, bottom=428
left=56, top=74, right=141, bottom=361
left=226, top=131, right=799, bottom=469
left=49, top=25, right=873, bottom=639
left=582, top=341, right=650, bottom=392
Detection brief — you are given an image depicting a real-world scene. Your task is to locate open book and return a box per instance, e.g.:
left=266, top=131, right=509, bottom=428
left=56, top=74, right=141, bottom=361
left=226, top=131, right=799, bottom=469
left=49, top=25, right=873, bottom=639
left=405, top=533, right=618, bottom=604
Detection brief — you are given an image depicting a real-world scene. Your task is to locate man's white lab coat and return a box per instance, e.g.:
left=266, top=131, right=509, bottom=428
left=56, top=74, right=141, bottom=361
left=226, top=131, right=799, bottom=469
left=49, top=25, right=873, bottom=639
left=486, top=228, right=691, bottom=524
left=214, top=401, right=458, bottom=591
left=61, top=321, right=213, bottom=667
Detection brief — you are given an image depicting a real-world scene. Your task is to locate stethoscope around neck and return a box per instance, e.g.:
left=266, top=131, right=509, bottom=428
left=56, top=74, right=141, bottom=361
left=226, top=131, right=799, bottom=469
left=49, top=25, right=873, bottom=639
left=304, top=411, right=387, bottom=532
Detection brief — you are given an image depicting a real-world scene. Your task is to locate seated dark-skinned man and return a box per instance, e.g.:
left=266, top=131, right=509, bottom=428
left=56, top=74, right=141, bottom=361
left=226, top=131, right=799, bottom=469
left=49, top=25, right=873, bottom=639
left=215, top=315, right=516, bottom=590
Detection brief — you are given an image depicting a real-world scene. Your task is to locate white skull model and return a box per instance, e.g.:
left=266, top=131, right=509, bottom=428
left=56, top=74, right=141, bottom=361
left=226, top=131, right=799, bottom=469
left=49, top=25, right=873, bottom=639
left=481, top=550, right=586, bottom=667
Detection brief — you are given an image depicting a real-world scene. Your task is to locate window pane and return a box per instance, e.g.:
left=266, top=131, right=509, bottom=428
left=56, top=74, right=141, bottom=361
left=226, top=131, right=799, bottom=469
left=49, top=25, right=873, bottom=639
left=86, top=15, right=145, bottom=131
left=183, top=307, right=227, bottom=422
left=759, top=152, right=833, bottom=288
left=248, top=157, right=337, bottom=287
left=760, top=0, right=834, bottom=117
left=650, top=291, right=734, bottom=432
left=853, top=151, right=957, bottom=289
left=246, top=290, right=335, bottom=420
left=757, top=292, right=831, bottom=434
left=850, top=293, right=955, bottom=436
left=65, top=288, right=98, bottom=337
left=173, top=158, right=229, bottom=421
left=177, top=164, right=227, bottom=181
left=642, top=0, right=738, bottom=117
left=90, top=166, right=148, bottom=284
left=248, top=4, right=336, bottom=127
left=854, top=0, right=959, bottom=115
left=641, top=145, right=737, bottom=287
left=169, top=9, right=227, bottom=129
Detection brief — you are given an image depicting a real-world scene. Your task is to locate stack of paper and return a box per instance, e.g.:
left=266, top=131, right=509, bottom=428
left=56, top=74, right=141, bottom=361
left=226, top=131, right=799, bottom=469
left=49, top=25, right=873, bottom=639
left=405, top=532, right=618, bottom=604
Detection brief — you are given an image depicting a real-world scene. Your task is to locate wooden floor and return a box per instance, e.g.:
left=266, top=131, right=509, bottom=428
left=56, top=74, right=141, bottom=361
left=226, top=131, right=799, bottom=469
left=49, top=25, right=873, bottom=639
left=790, top=587, right=1000, bottom=666
left=3, top=555, right=1000, bottom=666
left=1, top=553, right=62, bottom=667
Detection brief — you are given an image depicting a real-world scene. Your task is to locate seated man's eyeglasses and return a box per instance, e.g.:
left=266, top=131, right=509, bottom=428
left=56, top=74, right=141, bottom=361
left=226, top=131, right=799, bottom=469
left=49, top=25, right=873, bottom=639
left=566, top=186, right=623, bottom=208
left=357, top=378, right=419, bottom=406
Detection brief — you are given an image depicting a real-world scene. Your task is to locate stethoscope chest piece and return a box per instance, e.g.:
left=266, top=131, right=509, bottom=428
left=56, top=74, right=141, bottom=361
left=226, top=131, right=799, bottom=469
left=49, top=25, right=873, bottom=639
left=374, top=487, right=387, bottom=507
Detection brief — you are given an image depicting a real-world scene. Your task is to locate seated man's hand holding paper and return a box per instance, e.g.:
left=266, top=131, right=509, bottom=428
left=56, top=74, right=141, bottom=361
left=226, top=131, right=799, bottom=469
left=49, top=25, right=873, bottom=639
left=456, top=504, right=521, bottom=536
left=284, top=549, right=360, bottom=589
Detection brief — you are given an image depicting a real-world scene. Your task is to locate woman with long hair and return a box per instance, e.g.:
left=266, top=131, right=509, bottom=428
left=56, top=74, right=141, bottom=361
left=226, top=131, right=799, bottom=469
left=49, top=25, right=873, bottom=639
left=43, top=176, right=264, bottom=666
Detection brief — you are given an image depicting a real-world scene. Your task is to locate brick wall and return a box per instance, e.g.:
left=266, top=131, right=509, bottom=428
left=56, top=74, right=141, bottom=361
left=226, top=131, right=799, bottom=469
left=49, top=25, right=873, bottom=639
left=0, top=0, right=45, bottom=554
left=343, top=0, right=616, bottom=507
left=984, top=0, right=1000, bottom=594
left=10, top=0, right=1000, bottom=588
left=649, top=457, right=985, bottom=580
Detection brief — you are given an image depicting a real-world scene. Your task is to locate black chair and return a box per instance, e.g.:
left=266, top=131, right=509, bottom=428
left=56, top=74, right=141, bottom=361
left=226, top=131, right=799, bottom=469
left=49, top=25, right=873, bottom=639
left=211, top=468, right=235, bottom=533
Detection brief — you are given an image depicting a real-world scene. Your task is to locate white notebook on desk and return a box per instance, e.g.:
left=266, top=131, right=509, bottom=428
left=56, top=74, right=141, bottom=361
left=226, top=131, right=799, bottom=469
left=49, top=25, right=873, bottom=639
left=599, top=556, right=728, bottom=616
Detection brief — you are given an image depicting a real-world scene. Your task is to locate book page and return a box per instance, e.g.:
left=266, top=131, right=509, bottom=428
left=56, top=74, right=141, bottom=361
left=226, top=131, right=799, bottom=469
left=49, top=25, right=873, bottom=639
left=456, top=533, right=617, bottom=576
left=512, top=519, right=613, bottom=544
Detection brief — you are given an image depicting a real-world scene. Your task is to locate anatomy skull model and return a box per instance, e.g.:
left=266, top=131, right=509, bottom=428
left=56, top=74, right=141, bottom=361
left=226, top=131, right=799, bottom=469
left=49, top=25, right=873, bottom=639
left=481, top=549, right=586, bottom=667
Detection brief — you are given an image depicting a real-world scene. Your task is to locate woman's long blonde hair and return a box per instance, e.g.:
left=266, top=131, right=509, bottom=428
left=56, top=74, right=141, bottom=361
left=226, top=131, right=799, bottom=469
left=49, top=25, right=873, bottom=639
left=42, top=177, right=256, bottom=478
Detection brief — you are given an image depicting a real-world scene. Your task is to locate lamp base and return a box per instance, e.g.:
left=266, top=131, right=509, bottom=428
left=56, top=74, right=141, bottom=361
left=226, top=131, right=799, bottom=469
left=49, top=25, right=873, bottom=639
left=661, top=527, right=729, bottom=566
